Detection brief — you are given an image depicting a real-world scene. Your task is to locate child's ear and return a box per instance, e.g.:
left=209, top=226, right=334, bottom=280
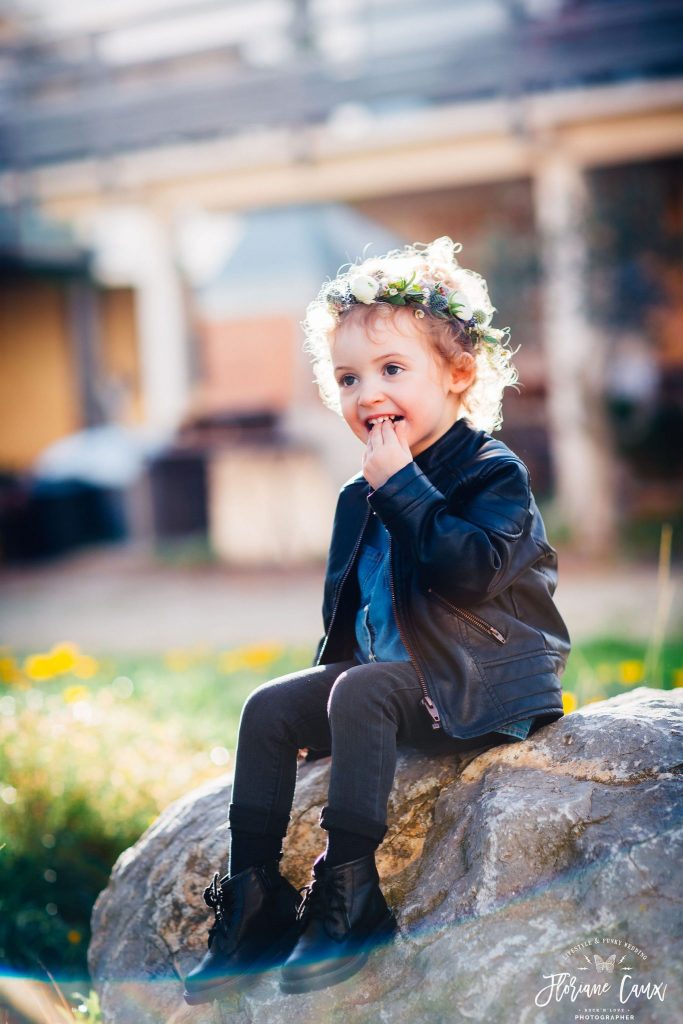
left=449, top=351, right=476, bottom=395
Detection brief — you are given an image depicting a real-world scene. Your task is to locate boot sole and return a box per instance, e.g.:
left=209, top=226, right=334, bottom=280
left=279, top=911, right=398, bottom=995
left=183, top=924, right=301, bottom=1005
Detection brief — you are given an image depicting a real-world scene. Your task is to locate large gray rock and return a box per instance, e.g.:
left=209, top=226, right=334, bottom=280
left=90, top=687, right=683, bottom=1024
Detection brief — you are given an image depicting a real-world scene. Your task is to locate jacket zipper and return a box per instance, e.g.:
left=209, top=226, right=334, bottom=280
left=427, top=587, right=506, bottom=645
left=316, top=506, right=372, bottom=664
left=390, top=540, right=442, bottom=730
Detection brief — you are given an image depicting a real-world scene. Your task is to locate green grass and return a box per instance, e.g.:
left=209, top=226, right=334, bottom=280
left=0, top=642, right=312, bottom=982
left=0, top=635, right=681, bottom=985
left=561, top=636, right=682, bottom=707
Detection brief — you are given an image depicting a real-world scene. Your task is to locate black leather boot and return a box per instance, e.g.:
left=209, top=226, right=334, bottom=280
left=279, top=853, right=397, bottom=994
left=183, top=863, right=302, bottom=1005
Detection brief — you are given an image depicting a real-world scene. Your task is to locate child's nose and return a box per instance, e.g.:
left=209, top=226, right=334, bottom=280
left=358, top=379, right=386, bottom=406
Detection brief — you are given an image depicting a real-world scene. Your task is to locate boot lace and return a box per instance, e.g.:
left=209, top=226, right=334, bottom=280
left=296, top=873, right=347, bottom=926
left=203, top=872, right=236, bottom=943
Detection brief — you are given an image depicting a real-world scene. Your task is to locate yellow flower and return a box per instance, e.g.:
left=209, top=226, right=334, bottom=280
left=23, top=643, right=96, bottom=681
left=73, top=655, right=99, bottom=679
left=617, top=660, right=645, bottom=686
left=67, top=929, right=82, bottom=944
left=24, top=653, right=56, bottom=681
left=63, top=685, right=89, bottom=704
left=240, top=644, right=283, bottom=670
left=49, top=643, right=80, bottom=675
left=217, top=644, right=283, bottom=674
left=672, top=668, right=683, bottom=688
left=0, top=655, right=22, bottom=684
left=562, top=691, right=578, bottom=714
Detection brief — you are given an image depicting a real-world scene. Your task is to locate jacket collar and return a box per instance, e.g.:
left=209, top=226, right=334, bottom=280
left=414, top=416, right=483, bottom=475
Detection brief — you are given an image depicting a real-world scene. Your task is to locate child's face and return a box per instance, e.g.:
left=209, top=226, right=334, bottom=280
left=332, top=312, right=472, bottom=457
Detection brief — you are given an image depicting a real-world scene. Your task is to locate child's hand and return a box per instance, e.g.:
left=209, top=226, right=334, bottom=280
left=362, top=418, right=413, bottom=490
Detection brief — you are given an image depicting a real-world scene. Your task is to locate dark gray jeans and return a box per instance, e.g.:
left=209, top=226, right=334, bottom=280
left=228, top=659, right=507, bottom=844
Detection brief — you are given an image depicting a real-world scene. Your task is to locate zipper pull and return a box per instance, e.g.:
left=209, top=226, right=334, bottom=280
left=421, top=695, right=442, bottom=729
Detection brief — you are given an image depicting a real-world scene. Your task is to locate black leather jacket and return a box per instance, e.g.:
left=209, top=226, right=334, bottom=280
left=315, top=416, right=571, bottom=739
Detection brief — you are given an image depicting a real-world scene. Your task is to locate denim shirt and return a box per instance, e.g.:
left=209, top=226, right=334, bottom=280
left=354, top=511, right=534, bottom=742
left=354, top=512, right=411, bottom=665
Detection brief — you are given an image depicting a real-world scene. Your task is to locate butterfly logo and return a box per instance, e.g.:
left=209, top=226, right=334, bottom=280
left=594, top=954, right=617, bottom=974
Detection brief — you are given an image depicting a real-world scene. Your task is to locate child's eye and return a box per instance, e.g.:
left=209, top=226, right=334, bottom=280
left=338, top=373, right=357, bottom=388
left=384, top=364, right=404, bottom=376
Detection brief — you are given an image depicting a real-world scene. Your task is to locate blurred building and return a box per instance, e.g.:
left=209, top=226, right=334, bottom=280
left=1, top=0, right=682, bottom=560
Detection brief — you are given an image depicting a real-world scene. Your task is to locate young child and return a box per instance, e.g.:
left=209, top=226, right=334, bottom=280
left=183, top=236, right=571, bottom=1004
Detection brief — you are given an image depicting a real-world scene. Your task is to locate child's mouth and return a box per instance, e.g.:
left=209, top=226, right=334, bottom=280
left=366, top=415, right=404, bottom=430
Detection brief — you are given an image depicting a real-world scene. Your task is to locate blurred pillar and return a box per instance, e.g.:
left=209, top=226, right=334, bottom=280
left=66, top=280, right=105, bottom=428
left=532, top=142, right=618, bottom=556
left=88, top=206, right=191, bottom=434
left=136, top=216, right=191, bottom=433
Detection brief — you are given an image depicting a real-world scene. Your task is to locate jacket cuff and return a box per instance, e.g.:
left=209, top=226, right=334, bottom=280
left=368, top=462, right=441, bottom=522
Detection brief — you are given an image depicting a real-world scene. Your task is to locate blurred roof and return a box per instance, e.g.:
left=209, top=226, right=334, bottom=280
left=196, top=203, right=405, bottom=315
left=1, top=0, right=682, bottom=169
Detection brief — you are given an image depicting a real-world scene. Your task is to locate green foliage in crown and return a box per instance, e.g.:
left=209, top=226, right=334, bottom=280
left=325, top=270, right=508, bottom=347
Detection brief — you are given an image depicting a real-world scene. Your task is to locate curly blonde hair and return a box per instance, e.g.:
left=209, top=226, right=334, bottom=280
left=302, top=236, right=519, bottom=433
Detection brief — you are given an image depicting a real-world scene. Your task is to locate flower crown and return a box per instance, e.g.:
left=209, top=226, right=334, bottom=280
left=325, top=269, right=508, bottom=347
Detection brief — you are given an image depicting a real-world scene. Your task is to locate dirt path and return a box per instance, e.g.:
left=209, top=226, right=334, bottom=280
left=1, top=543, right=680, bottom=654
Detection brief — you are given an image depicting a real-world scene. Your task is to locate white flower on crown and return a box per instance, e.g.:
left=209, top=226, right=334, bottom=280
left=350, top=275, right=380, bottom=304
left=449, top=291, right=474, bottom=322
left=450, top=271, right=494, bottom=326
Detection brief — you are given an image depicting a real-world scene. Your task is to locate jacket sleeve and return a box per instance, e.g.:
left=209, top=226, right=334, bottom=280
left=367, top=457, right=533, bottom=605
